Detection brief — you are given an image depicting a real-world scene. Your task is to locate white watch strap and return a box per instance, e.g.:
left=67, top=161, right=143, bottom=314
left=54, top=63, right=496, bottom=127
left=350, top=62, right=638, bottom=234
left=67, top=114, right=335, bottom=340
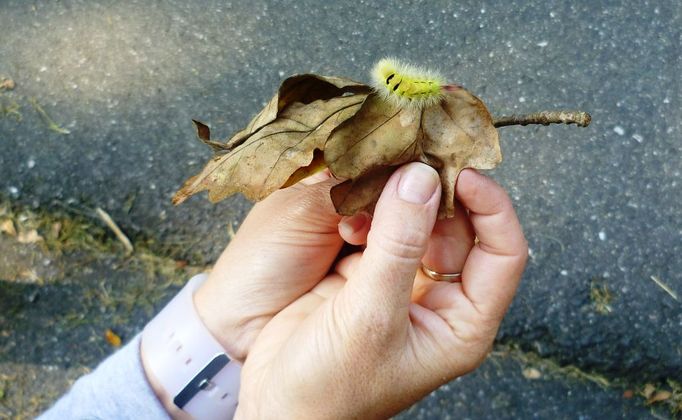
left=142, top=273, right=240, bottom=419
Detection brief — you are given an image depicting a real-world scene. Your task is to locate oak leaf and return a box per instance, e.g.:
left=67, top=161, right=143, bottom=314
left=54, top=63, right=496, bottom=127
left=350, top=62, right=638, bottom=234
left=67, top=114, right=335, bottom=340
left=326, top=87, right=500, bottom=218
left=173, top=75, right=370, bottom=205
left=174, top=77, right=501, bottom=219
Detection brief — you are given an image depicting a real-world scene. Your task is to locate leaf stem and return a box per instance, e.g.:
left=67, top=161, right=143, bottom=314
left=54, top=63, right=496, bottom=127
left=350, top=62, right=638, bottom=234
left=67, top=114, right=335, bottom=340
left=493, top=111, right=591, bottom=128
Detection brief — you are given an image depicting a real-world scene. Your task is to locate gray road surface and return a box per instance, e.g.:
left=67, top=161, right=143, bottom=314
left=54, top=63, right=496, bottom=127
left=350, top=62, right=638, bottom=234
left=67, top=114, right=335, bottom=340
left=1, top=0, right=680, bottom=418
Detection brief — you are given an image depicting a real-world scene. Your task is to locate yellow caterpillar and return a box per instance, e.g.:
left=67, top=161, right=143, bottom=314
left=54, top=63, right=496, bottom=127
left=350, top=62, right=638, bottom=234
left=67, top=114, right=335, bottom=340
left=371, top=58, right=445, bottom=110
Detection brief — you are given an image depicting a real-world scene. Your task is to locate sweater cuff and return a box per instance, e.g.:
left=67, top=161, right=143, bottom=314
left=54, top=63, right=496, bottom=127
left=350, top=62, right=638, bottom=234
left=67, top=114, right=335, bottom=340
left=39, top=333, right=170, bottom=419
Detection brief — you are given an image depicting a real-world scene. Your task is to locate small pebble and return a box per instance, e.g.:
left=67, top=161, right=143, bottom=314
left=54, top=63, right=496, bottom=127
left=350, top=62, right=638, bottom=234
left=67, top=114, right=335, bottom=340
left=598, top=231, right=606, bottom=241
left=522, top=367, right=542, bottom=380
left=613, top=126, right=625, bottom=136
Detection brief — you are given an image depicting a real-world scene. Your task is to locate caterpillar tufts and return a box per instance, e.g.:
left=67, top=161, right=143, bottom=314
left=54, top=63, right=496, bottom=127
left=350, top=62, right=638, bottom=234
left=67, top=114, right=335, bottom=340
left=371, top=58, right=446, bottom=110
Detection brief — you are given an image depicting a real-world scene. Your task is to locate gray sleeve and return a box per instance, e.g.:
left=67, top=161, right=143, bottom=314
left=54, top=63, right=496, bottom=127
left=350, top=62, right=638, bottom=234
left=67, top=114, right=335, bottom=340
left=39, top=333, right=170, bottom=420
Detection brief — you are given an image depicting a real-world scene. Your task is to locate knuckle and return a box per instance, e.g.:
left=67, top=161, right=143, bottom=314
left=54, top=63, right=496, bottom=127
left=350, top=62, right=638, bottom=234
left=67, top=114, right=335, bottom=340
left=370, top=224, right=429, bottom=262
left=276, top=180, right=335, bottom=220
left=290, top=184, right=330, bottom=215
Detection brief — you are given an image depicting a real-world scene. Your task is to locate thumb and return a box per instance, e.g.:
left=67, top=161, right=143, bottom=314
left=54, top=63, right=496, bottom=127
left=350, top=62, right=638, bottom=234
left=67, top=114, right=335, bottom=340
left=343, top=162, right=441, bottom=321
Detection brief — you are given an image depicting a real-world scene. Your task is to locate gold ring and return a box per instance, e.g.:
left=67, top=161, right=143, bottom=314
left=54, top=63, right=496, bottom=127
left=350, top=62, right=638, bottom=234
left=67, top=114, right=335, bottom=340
left=421, top=265, right=462, bottom=282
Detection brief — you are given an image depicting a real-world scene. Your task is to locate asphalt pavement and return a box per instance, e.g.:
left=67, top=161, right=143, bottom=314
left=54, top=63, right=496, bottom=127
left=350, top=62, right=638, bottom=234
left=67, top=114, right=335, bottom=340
left=1, top=0, right=680, bottom=418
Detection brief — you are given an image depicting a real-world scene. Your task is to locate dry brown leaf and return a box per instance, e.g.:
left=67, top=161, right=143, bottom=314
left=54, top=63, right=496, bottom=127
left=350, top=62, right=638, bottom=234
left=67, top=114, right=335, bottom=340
left=331, top=166, right=396, bottom=216
left=0, top=78, right=15, bottom=90
left=173, top=74, right=371, bottom=205
left=327, top=87, right=500, bottom=218
left=325, top=93, right=423, bottom=179
left=0, top=219, right=16, bottom=237
left=174, top=61, right=590, bottom=217
left=223, top=75, right=371, bottom=153
left=104, top=329, right=122, bottom=347
left=191, top=119, right=234, bottom=153
left=282, top=149, right=327, bottom=188
left=174, top=94, right=367, bottom=204
left=642, top=384, right=656, bottom=399
left=647, top=390, right=672, bottom=404
left=17, top=229, right=44, bottom=244
left=423, top=87, right=501, bottom=217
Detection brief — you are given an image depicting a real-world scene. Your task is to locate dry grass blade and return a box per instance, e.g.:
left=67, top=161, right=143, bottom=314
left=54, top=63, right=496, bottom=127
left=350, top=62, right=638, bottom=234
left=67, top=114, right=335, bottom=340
left=28, top=98, right=71, bottom=134
left=649, top=275, right=678, bottom=301
left=95, top=207, right=133, bottom=255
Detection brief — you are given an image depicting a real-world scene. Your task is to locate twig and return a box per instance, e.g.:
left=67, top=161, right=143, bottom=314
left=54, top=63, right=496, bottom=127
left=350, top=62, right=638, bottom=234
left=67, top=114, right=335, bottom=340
left=28, top=97, right=71, bottom=134
left=493, top=111, right=591, bottom=128
left=649, top=275, right=678, bottom=301
left=95, top=207, right=134, bottom=255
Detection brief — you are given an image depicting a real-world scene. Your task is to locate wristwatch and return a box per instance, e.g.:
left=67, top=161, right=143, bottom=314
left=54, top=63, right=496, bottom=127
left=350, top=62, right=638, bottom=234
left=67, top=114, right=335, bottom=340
left=142, top=273, right=241, bottom=419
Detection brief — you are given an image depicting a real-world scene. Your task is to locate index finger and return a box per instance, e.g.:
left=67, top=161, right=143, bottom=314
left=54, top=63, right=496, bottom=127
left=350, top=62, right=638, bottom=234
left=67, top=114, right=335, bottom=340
left=456, top=169, right=528, bottom=319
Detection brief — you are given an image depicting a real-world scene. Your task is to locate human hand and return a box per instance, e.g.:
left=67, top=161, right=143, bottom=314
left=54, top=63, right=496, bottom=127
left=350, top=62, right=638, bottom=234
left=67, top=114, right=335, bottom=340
left=192, top=170, right=371, bottom=362
left=142, top=169, right=378, bottom=418
left=235, top=163, right=528, bottom=419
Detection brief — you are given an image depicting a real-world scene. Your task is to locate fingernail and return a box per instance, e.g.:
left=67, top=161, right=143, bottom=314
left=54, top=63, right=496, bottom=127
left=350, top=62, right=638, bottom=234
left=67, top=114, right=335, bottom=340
left=397, top=163, right=440, bottom=204
left=339, top=213, right=368, bottom=236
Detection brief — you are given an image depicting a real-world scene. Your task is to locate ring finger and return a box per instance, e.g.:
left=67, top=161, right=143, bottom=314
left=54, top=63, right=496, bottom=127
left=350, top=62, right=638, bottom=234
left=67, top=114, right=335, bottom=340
left=421, top=200, right=475, bottom=276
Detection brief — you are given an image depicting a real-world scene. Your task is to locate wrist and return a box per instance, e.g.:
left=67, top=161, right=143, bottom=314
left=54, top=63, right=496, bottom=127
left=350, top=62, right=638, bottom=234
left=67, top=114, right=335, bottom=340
left=193, top=275, right=266, bottom=363
left=141, top=274, right=241, bottom=419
